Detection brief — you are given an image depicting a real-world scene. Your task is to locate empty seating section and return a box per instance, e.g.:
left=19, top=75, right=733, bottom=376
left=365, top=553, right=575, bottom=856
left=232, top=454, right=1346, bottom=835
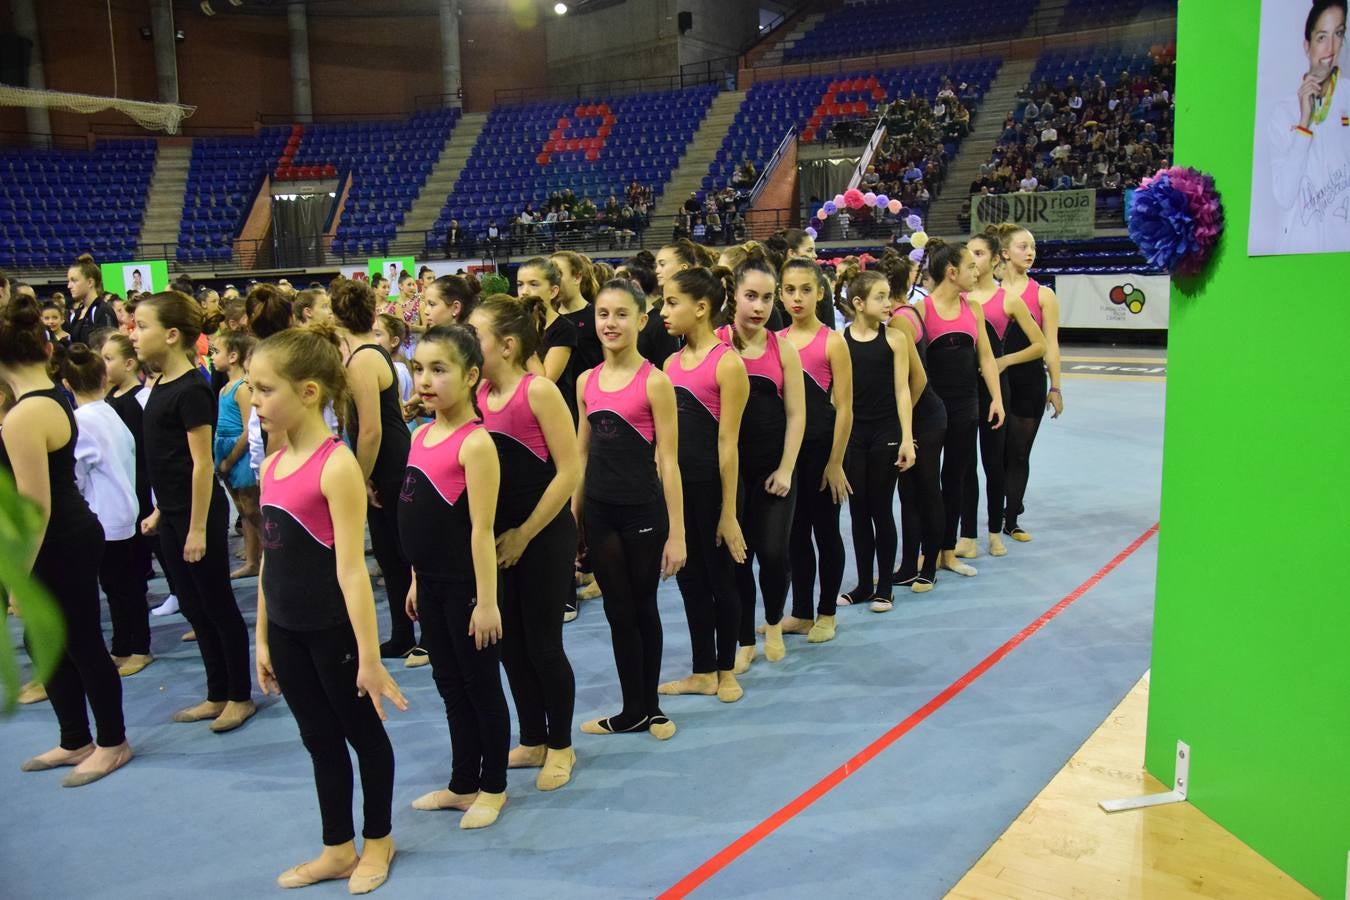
left=706, top=61, right=1000, bottom=194
left=306, top=108, right=460, bottom=257
left=434, top=86, right=717, bottom=248
left=0, top=141, right=155, bottom=270
left=784, top=0, right=1036, bottom=62
left=1060, top=0, right=1176, bottom=30
left=178, top=133, right=289, bottom=264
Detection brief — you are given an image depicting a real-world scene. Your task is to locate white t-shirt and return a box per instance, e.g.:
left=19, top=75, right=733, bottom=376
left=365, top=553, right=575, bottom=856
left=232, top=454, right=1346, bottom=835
left=1267, top=82, right=1350, bottom=253
left=1020, top=176, right=1040, bottom=192
left=73, top=400, right=139, bottom=541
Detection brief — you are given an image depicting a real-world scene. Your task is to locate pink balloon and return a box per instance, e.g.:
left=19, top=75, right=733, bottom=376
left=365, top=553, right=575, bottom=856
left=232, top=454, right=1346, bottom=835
left=816, top=208, right=829, bottom=221
left=833, top=194, right=846, bottom=207
left=863, top=192, right=878, bottom=207
left=887, top=198, right=903, bottom=214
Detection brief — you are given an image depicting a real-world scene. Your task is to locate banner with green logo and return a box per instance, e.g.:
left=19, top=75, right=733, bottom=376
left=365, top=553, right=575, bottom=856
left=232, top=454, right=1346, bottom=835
left=1056, top=273, right=1169, bottom=328
left=970, top=189, right=1096, bottom=239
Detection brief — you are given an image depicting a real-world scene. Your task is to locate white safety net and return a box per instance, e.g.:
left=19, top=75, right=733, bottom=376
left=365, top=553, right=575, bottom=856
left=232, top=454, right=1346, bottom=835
left=0, top=85, right=197, bottom=134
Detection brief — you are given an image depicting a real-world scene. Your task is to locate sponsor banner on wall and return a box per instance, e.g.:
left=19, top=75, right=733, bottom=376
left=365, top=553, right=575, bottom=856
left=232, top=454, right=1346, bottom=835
left=1056, top=273, right=1170, bottom=329
left=970, top=189, right=1097, bottom=239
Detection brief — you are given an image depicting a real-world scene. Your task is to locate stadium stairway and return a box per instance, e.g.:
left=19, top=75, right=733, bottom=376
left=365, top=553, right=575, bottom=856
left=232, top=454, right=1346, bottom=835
left=756, top=11, right=828, bottom=68
left=137, top=143, right=192, bottom=256
left=395, top=112, right=488, bottom=247
left=647, top=90, right=748, bottom=224
left=925, top=56, right=1037, bottom=237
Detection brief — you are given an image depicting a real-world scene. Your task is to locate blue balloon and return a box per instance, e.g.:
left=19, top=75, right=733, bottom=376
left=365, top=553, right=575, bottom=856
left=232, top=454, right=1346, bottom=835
left=823, top=201, right=838, bottom=215
left=875, top=194, right=889, bottom=208
left=906, top=213, right=924, bottom=230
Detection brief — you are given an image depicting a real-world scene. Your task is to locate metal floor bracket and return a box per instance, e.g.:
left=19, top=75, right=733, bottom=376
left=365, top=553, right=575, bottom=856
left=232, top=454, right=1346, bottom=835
left=1099, top=740, right=1190, bottom=813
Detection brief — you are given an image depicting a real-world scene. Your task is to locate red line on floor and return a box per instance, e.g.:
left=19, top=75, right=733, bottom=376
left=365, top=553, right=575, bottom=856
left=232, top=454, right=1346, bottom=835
left=659, top=522, right=1160, bottom=899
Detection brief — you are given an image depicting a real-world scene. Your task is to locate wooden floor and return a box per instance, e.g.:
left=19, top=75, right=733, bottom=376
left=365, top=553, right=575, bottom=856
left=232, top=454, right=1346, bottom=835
left=947, top=673, right=1315, bottom=900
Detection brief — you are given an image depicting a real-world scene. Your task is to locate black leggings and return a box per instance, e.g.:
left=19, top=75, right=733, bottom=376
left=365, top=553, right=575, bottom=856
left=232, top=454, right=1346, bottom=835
left=736, top=468, right=796, bottom=646
left=960, top=379, right=1009, bottom=538
left=789, top=438, right=846, bottom=619
left=368, top=478, right=416, bottom=652
left=845, top=419, right=900, bottom=599
left=159, top=500, right=252, bottom=702
left=585, top=497, right=667, bottom=727
left=897, top=420, right=946, bottom=583
left=101, top=536, right=151, bottom=657
left=1004, top=367, right=1048, bottom=531
left=499, top=509, right=576, bottom=750
left=938, top=416, right=978, bottom=550
left=675, top=479, right=741, bottom=673
left=416, top=573, right=510, bottom=795
left=268, top=620, right=395, bottom=846
left=34, top=528, right=125, bottom=750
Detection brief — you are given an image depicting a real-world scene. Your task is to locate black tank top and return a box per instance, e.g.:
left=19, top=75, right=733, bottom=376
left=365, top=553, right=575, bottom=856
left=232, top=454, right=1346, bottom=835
left=0, top=388, right=101, bottom=546
left=346, top=344, right=411, bottom=491
left=106, top=385, right=152, bottom=517
left=844, top=325, right=897, bottom=424
left=924, top=300, right=979, bottom=423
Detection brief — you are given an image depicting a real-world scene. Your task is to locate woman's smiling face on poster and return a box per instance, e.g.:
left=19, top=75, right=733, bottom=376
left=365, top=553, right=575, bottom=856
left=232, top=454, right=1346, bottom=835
left=1305, top=3, right=1346, bottom=82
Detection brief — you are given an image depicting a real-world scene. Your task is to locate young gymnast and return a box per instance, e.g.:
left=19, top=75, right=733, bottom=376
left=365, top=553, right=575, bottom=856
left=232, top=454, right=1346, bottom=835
left=401, top=324, right=512, bottom=829
left=712, top=255, right=805, bottom=670
left=658, top=268, right=749, bottom=703
left=916, top=241, right=1006, bottom=578
left=60, top=342, right=153, bottom=676
left=210, top=328, right=262, bottom=579
left=3, top=299, right=131, bottom=786
left=467, top=294, right=581, bottom=791
left=575, top=279, right=685, bottom=738
left=779, top=258, right=853, bottom=639
left=987, top=224, right=1062, bottom=541
left=839, top=272, right=915, bottom=612
left=252, top=325, right=406, bottom=893
left=135, top=291, right=255, bottom=731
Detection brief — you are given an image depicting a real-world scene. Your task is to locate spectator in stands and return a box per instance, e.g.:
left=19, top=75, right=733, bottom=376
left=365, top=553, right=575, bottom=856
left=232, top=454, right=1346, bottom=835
left=0, top=270, right=9, bottom=309
left=445, top=219, right=464, bottom=256
left=66, top=255, right=119, bottom=347
left=683, top=192, right=702, bottom=215
left=862, top=165, right=881, bottom=187
left=1020, top=170, right=1040, bottom=193
left=733, top=159, right=757, bottom=188
left=486, top=220, right=501, bottom=253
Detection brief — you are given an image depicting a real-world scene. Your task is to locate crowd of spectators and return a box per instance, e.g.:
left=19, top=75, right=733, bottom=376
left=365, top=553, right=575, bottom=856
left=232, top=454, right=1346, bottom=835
left=971, top=59, right=1176, bottom=205
left=675, top=184, right=752, bottom=246
left=462, top=178, right=660, bottom=257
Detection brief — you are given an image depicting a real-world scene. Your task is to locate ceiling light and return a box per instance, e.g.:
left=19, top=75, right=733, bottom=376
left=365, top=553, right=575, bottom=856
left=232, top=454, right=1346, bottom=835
left=554, top=3, right=568, bottom=15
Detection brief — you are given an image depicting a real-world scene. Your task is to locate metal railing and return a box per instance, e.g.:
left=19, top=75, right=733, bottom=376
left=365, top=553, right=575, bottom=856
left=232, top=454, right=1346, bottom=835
left=493, top=65, right=732, bottom=107
left=750, top=127, right=797, bottom=206
left=848, top=119, right=889, bottom=190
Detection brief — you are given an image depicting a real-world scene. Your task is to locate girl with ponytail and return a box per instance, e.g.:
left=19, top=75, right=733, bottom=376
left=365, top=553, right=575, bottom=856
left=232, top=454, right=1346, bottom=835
left=659, top=267, right=750, bottom=703
left=780, top=258, right=853, bottom=640
left=331, top=277, right=421, bottom=664
left=713, top=256, right=806, bottom=669
left=4, top=299, right=131, bottom=785
left=916, top=240, right=1006, bottom=580
left=468, top=294, right=581, bottom=793
left=839, top=271, right=916, bottom=613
